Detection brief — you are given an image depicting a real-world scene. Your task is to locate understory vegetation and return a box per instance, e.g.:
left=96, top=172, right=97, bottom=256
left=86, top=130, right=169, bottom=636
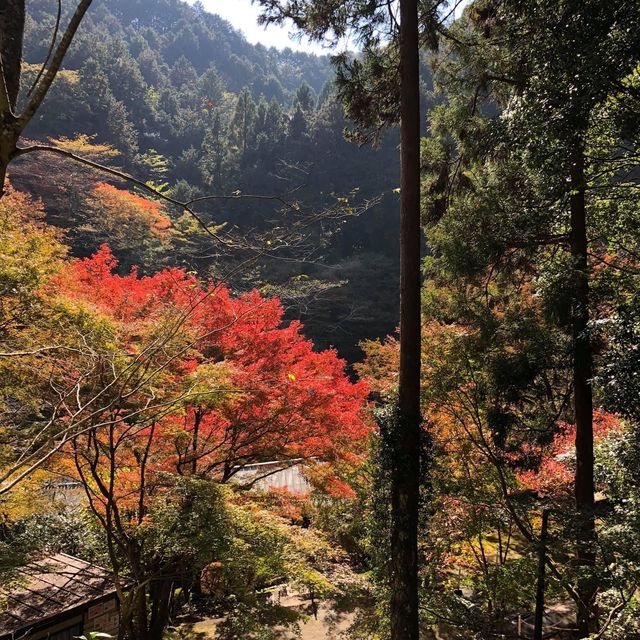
left=0, top=1, right=639, bottom=639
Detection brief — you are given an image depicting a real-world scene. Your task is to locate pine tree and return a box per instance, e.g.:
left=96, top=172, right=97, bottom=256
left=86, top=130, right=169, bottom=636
left=230, top=87, right=256, bottom=158
left=256, top=3, right=443, bottom=638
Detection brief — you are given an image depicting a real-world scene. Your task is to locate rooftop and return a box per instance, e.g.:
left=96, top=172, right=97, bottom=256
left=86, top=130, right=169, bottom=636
left=0, top=553, right=116, bottom=637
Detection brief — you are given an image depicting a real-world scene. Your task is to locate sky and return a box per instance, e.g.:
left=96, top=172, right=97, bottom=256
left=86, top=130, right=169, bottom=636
left=192, top=1, right=471, bottom=55
left=194, top=0, right=331, bottom=55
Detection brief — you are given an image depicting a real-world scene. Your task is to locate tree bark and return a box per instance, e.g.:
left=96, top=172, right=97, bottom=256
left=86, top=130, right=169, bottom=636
left=391, top=1, right=422, bottom=639
left=534, top=509, right=550, bottom=640
left=0, top=0, right=24, bottom=109
left=149, top=578, right=174, bottom=640
left=0, top=0, right=24, bottom=192
left=570, top=148, right=597, bottom=637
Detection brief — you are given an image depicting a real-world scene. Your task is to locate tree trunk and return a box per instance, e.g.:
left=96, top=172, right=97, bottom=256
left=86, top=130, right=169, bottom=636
left=0, top=0, right=24, bottom=193
left=133, top=585, right=150, bottom=640
left=149, top=578, right=174, bottom=640
left=191, top=409, right=202, bottom=475
left=534, top=509, right=550, bottom=640
left=116, top=592, right=137, bottom=640
left=390, top=2, right=422, bottom=640
left=570, top=148, right=597, bottom=637
left=0, top=0, right=24, bottom=109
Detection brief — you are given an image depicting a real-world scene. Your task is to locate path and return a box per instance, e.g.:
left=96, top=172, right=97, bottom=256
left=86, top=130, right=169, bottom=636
left=188, top=594, right=356, bottom=640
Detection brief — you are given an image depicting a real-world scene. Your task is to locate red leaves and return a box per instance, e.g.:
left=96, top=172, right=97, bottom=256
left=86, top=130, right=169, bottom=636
left=518, top=410, right=622, bottom=497
left=56, top=247, right=371, bottom=506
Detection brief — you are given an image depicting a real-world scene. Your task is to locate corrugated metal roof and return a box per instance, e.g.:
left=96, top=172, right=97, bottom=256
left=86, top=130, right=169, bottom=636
left=232, top=460, right=311, bottom=494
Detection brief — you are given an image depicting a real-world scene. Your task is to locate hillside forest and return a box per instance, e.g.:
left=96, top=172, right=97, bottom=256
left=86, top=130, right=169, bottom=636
left=0, top=1, right=639, bottom=640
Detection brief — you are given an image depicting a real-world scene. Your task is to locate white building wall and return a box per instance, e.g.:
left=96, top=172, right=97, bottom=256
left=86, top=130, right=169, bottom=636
left=232, top=461, right=310, bottom=494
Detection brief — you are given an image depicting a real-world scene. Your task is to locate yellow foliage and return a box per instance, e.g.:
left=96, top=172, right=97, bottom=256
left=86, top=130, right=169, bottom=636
left=21, top=63, right=80, bottom=85
left=51, top=134, right=120, bottom=159
left=0, top=469, right=54, bottom=523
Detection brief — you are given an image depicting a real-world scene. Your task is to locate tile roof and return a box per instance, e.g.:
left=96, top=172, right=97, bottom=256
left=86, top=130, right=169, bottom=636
left=0, top=553, right=116, bottom=636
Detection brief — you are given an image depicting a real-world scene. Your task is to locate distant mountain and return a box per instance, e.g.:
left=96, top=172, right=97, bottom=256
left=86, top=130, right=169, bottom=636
left=24, top=0, right=333, bottom=96
left=18, top=0, right=402, bottom=363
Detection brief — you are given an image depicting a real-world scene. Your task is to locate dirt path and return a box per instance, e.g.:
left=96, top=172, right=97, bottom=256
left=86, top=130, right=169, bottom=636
left=273, top=594, right=355, bottom=639
left=189, top=594, right=355, bottom=640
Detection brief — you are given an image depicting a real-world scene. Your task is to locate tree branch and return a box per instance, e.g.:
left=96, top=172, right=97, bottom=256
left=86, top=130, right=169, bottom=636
left=19, top=0, right=94, bottom=128
left=0, top=52, right=12, bottom=115
left=12, top=143, right=231, bottom=245
left=26, top=0, right=63, bottom=98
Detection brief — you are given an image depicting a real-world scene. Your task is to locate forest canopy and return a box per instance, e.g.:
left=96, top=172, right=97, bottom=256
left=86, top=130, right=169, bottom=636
left=0, top=0, right=639, bottom=639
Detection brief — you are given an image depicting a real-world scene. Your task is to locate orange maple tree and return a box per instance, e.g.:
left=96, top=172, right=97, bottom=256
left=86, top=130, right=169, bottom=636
left=52, top=246, right=370, bottom=506
left=46, top=246, right=371, bottom=637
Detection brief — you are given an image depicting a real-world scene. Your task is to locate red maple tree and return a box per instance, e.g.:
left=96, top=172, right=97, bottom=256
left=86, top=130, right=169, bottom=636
left=517, top=410, right=621, bottom=498
left=53, top=246, right=370, bottom=498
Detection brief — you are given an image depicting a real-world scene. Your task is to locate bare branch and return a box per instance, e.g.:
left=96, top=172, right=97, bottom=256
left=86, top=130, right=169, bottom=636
left=19, top=0, right=94, bottom=128
left=26, top=0, right=63, bottom=98
left=0, top=345, right=82, bottom=357
left=0, top=48, right=12, bottom=114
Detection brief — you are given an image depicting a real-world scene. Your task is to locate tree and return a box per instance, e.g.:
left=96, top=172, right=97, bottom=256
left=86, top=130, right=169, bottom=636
left=200, top=108, right=226, bottom=192
left=230, top=87, right=256, bottom=158
left=170, top=55, right=198, bottom=88
left=390, top=3, right=422, bottom=638
left=197, top=65, right=225, bottom=104
left=424, top=1, right=640, bottom=633
left=294, top=80, right=316, bottom=112
left=44, top=246, right=370, bottom=638
left=255, top=3, right=445, bottom=638
left=10, top=0, right=405, bottom=365
left=0, top=0, right=94, bottom=193
left=359, top=224, right=640, bottom=634
left=78, top=183, right=173, bottom=269
left=0, top=186, right=69, bottom=484
left=0, top=1, right=25, bottom=108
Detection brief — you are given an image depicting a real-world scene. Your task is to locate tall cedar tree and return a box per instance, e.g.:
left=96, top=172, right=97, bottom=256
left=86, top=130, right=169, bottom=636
left=256, top=2, right=443, bottom=637
left=426, top=0, right=640, bottom=633
left=395, top=3, right=422, bottom=639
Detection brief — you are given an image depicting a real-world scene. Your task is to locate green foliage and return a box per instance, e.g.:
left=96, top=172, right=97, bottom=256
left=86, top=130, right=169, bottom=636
left=593, top=428, right=640, bottom=637
left=17, top=0, right=407, bottom=361
left=598, top=285, right=640, bottom=423
left=415, top=0, right=640, bottom=635
left=135, top=477, right=230, bottom=578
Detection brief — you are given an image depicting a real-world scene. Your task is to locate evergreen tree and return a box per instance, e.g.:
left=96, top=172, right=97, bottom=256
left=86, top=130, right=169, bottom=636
left=198, top=64, right=225, bottom=103
left=170, top=54, right=198, bottom=88
left=230, top=87, right=256, bottom=158
left=256, top=3, right=443, bottom=639
left=288, top=104, right=308, bottom=140
left=294, top=80, right=316, bottom=112
left=426, top=1, right=640, bottom=634
left=200, top=108, right=226, bottom=192
left=265, top=97, right=285, bottom=142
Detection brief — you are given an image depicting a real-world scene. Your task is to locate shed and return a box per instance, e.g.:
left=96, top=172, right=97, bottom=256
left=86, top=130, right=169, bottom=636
left=0, top=553, right=119, bottom=640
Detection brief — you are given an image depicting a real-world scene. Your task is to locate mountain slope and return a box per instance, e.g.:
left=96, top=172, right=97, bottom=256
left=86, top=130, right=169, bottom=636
left=17, top=0, right=401, bottom=362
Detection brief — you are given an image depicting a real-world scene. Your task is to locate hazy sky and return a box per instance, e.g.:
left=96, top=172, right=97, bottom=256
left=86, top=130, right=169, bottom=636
left=192, top=1, right=470, bottom=54
left=194, top=1, right=330, bottom=54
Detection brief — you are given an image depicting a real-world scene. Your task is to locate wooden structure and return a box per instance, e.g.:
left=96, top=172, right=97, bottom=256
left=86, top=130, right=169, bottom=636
left=0, top=553, right=119, bottom=640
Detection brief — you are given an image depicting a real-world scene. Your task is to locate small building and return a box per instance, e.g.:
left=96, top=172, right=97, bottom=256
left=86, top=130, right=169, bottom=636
left=0, top=553, right=119, bottom=640
left=232, top=460, right=310, bottom=494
